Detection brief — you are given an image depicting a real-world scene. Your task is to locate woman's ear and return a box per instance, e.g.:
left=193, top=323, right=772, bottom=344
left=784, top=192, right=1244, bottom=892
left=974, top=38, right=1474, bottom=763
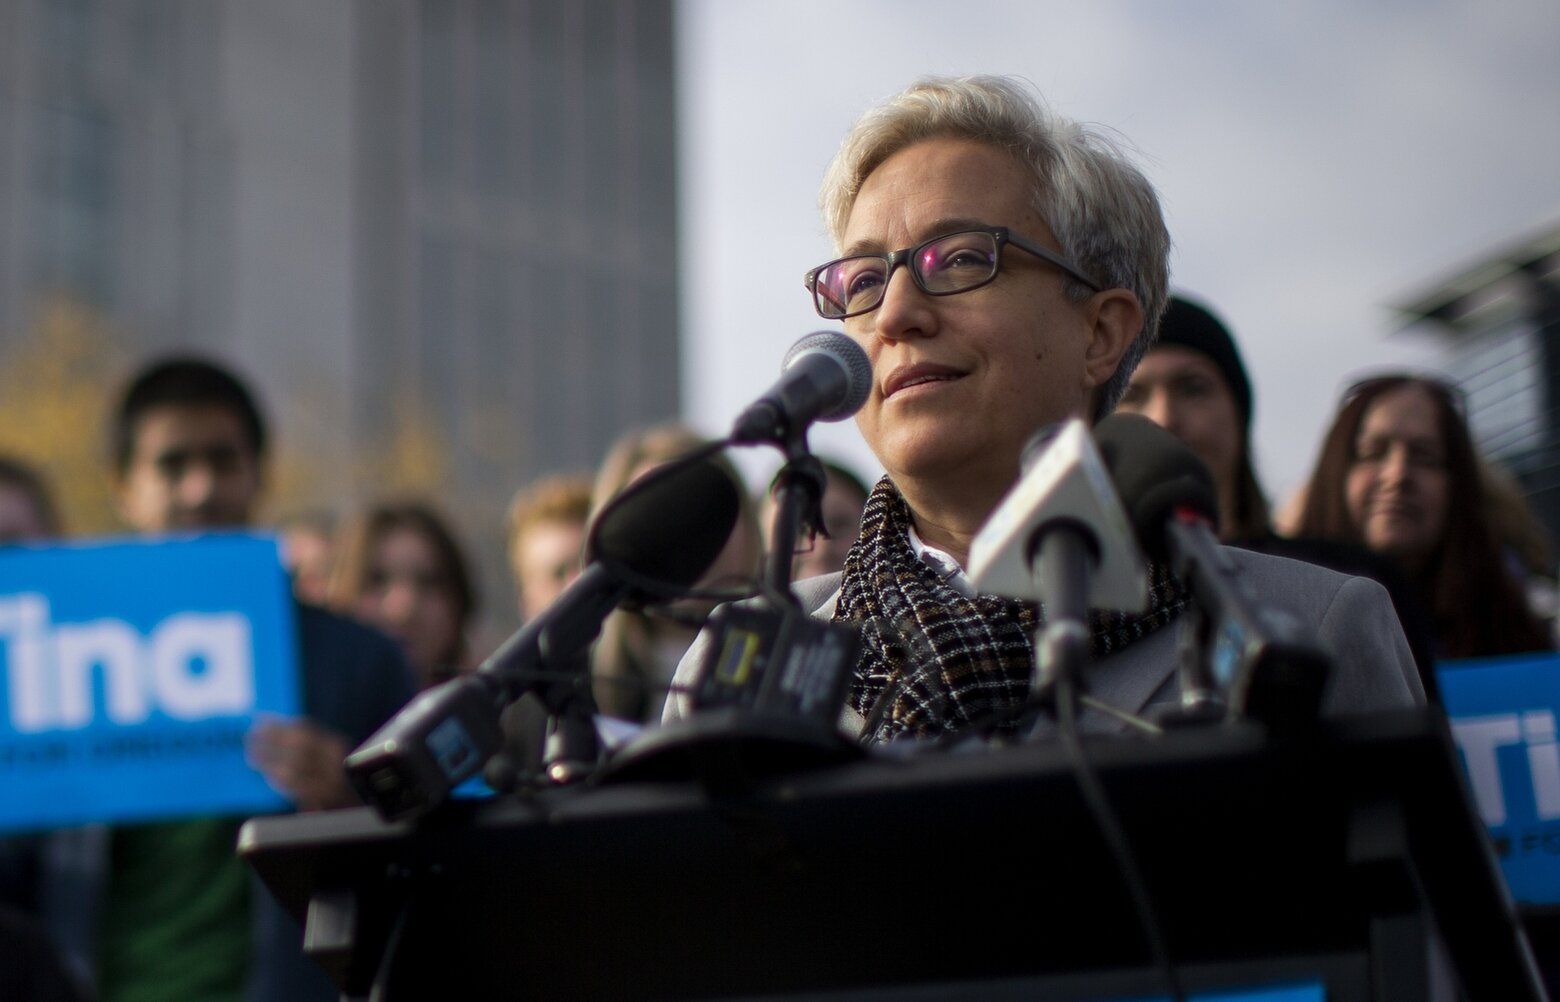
left=1083, top=289, right=1146, bottom=392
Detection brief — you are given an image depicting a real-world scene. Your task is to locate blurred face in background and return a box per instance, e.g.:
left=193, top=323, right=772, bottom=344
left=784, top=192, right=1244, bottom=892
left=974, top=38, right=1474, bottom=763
left=356, top=525, right=463, bottom=682
left=1345, top=384, right=1450, bottom=573
left=0, top=485, right=51, bottom=544
left=116, top=404, right=261, bottom=532
left=282, top=524, right=335, bottom=606
left=1118, top=345, right=1242, bottom=509
left=514, top=518, right=585, bottom=621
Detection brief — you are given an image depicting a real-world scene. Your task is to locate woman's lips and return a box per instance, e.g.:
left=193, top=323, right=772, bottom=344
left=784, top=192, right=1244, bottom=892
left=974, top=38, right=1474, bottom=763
left=883, top=363, right=967, bottom=400
left=1367, top=500, right=1421, bottom=522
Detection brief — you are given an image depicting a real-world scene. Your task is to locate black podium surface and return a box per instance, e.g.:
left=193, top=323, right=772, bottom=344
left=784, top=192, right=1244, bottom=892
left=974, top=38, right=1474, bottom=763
left=240, top=709, right=1543, bottom=1000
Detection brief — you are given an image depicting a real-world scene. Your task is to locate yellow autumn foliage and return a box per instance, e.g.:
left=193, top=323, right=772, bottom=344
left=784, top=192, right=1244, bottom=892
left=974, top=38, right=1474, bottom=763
left=0, top=296, right=128, bottom=537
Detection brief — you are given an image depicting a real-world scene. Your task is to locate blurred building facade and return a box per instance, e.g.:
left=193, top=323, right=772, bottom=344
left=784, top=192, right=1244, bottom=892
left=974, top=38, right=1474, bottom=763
left=0, top=0, right=680, bottom=638
left=1395, top=221, right=1560, bottom=543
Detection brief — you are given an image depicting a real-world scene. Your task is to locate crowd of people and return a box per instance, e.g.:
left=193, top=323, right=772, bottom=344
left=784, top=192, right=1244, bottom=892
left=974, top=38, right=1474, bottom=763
left=0, top=72, right=1555, bottom=999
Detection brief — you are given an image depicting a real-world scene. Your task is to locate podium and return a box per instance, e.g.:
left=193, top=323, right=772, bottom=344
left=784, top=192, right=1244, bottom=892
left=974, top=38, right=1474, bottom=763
left=240, top=709, right=1544, bottom=999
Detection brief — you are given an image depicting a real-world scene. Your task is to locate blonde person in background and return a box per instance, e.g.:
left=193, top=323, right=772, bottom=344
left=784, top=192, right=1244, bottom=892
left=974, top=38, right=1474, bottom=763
left=590, top=423, right=762, bottom=722
left=507, top=474, right=593, bottom=623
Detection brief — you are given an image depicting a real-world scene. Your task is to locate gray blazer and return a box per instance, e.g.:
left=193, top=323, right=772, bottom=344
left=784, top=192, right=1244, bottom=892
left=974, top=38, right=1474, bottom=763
left=664, top=547, right=1425, bottom=735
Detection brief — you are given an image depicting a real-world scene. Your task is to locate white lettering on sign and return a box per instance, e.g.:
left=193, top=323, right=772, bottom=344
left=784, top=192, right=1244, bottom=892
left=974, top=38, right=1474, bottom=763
left=1451, top=711, right=1560, bottom=827
left=0, top=593, right=255, bottom=733
left=1524, top=711, right=1560, bottom=821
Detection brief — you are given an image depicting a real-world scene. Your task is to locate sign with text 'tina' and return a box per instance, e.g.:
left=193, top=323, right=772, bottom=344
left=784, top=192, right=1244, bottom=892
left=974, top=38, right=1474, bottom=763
left=0, top=534, right=301, bottom=832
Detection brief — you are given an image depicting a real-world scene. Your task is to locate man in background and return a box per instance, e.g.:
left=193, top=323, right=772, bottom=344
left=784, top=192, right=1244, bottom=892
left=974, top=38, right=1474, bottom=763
left=6, top=357, right=414, bottom=1001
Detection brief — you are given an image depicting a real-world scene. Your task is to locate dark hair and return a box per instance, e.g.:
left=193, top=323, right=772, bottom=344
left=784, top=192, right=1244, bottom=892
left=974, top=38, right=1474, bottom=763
left=0, top=456, right=63, bottom=537
left=113, top=357, right=267, bottom=472
left=1294, top=375, right=1549, bottom=658
left=328, top=502, right=478, bottom=673
left=1228, top=447, right=1272, bottom=543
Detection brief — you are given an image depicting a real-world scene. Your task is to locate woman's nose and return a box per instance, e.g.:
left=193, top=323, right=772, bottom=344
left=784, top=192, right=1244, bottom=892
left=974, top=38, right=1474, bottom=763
left=1379, top=445, right=1413, bottom=487
left=1141, top=389, right=1175, bottom=432
left=871, top=265, right=935, bottom=342
left=380, top=581, right=419, bottom=623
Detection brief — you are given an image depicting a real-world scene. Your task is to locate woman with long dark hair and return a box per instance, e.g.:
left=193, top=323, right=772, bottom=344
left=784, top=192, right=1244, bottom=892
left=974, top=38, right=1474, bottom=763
left=1294, top=375, right=1550, bottom=660
left=328, top=501, right=479, bottom=688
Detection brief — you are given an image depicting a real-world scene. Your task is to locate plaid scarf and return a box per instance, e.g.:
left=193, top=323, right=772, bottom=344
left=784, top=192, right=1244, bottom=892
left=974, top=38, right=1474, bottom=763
left=834, top=477, right=1189, bottom=741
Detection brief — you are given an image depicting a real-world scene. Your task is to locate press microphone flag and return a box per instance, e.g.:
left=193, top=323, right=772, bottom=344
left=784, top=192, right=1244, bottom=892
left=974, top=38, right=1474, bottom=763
left=731, top=331, right=872, bottom=444
left=968, top=418, right=1148, bottom=612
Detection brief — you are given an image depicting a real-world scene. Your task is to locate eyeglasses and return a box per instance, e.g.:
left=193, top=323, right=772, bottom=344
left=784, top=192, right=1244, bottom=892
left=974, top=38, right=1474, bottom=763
left=803, top=226, right=1103, bottom=321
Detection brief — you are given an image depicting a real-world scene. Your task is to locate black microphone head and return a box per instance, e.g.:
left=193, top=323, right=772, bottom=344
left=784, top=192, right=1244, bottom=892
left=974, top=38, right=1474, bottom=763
left=782, top=331, right=871, bottom=422
left=587, top=453, right=742, bottom=597
left=1093, top=413, right=1219, bottom=562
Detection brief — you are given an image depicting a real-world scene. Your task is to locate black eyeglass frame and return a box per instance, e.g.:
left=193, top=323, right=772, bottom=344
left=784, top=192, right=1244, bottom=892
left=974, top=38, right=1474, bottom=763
left=802, top=225, right=1104, bottom=321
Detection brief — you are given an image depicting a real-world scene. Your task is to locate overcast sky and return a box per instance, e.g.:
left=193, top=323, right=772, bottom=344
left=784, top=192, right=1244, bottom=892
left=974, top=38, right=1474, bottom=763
left=674, top=0, right=1560, bottom=504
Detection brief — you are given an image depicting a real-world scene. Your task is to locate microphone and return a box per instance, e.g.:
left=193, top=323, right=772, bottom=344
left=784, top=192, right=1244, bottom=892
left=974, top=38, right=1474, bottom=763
left=968, top=418, right=1148, bottom=613
left=730, top=331, right=872, bottom=444
left=968, top=418, right=1148, bottom=707
left=601, top=597, right=865, bottom=786
left=1092, top=413, right=1218, bottom=562
left=1093, top=414, right=1331, bottom=730
left=345, top=456, right=742, bottom=821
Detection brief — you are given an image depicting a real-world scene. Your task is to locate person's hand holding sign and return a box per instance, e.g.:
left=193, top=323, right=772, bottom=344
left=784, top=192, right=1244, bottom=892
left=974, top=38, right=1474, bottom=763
left=247, top=716, right=357, bottom=812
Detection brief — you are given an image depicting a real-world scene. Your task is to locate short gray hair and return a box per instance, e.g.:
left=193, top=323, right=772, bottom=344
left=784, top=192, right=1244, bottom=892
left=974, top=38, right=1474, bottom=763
left=819, top=75, right=1170, bottom=418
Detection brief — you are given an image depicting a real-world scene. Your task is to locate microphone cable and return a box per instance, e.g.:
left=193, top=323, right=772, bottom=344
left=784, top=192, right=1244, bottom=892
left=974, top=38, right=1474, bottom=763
left=368, top=884, right=415, bottom=1002
left=1053, top=669, right=1185, bottom=1002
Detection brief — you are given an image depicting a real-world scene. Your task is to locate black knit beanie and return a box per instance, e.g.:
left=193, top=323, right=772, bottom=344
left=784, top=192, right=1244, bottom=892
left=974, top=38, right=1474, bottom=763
left=1154, top=295, right=1253, bottom=430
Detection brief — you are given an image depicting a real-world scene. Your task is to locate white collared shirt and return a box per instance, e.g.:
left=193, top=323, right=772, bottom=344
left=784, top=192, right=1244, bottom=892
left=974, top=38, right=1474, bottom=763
left=906, top=523, right=975, bottom=598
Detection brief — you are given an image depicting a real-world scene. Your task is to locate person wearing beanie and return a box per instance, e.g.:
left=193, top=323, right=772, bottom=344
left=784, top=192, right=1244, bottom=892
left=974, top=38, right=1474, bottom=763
left=1117, top=294, right=1267, bottom=540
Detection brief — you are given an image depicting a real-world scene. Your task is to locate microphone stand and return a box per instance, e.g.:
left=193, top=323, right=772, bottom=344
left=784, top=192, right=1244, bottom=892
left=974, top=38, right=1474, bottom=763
left=532, top=601, right=605, bottom=786
left=601, top=433, right=862, bottom=786
left=763, top=430, right=828, bottom=603
left=1027, top=521, right=1095, bottom=720
left=480, top=578, right=615, bottom=794
left=1154, top=511, right=1331, bottom=733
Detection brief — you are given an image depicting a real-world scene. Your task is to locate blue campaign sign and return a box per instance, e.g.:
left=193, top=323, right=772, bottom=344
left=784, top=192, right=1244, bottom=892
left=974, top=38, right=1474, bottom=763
left=1100, top=980, right=1323, bottom=1001
left=0, top=534, right=302, bottom=832
left=1438, top=650, right=1560, bottom=904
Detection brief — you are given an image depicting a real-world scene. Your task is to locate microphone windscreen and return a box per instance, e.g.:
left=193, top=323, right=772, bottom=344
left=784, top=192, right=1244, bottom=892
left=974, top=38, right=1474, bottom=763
left=782, top=331, right=872, bottom=422
left=1093, top=413, right=1219, bottom=562
left=587, top=455, right=742, bottom=596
